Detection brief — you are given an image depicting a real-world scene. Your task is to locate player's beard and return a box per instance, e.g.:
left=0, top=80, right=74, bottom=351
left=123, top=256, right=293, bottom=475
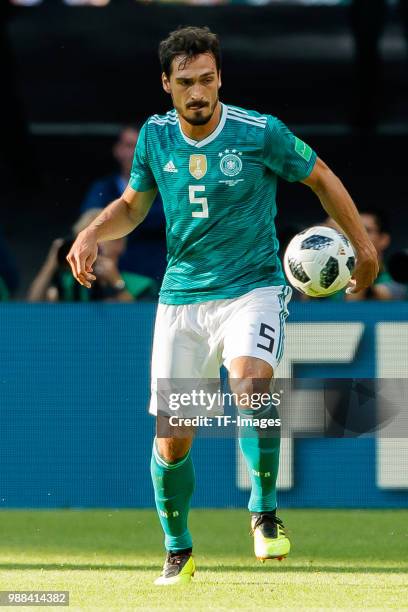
left=180, top=96, right=219, bottom=126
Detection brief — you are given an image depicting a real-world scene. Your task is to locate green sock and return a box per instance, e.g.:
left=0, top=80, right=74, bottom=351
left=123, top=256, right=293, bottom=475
left=150, top=438, right=195, bottom=552
left=238, top=403, right=280, bottom=513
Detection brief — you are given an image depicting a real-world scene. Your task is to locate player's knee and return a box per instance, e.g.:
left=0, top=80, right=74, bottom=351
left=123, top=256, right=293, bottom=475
left=156, top=437, right=192, bottom=463
left=229, top=356, right=273, bottom=380
left=229, top=377, right=272, bottom=411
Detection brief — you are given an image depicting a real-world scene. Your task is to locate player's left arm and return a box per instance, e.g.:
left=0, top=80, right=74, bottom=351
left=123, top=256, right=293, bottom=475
left=302, top=157, right=379, bottom=293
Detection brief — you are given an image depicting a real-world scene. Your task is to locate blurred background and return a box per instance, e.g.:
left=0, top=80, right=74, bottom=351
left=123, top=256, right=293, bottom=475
left=0, top=0, right=407, bottom=510
left=1, top=0, right=408, bottom=299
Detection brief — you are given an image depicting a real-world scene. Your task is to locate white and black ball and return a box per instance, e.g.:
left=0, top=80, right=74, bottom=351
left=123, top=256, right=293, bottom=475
left=283, top=226, right=355, bottom=297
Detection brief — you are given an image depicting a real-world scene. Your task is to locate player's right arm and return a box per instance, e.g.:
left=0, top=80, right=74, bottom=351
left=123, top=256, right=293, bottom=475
left=67, top=187, right=157, bottom=287
left=67, top=188, right=157, bottom=288
left=68, top=120, right=158, bottom=287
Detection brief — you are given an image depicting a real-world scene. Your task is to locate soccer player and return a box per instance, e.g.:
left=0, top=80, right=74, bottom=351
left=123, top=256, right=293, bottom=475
left=67, top=26, right=379, bottom=586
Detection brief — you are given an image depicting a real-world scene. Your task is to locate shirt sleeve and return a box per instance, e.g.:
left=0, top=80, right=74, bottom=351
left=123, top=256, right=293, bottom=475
left=129, top=121, right=157, bottom=192
left=262, top=116, right=317, bottom=182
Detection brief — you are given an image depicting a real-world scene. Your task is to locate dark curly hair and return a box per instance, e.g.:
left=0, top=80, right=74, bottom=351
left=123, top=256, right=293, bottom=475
left=159, top=26, right=221, bottom=78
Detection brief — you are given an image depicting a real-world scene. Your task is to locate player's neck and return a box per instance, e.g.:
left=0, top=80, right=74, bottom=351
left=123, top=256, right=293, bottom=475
left=179, top=102, right=222, bottom=142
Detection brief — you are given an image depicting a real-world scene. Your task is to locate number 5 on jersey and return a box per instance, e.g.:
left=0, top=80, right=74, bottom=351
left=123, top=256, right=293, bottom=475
left=189, top=185, right=209, bottom=218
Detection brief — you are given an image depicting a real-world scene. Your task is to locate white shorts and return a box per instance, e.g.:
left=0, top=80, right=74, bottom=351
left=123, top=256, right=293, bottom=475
left=149, top=285, right=292, bottom=415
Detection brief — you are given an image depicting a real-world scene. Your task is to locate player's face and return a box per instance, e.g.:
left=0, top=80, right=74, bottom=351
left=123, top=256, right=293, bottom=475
left=162, top=53, right=221, bottom=126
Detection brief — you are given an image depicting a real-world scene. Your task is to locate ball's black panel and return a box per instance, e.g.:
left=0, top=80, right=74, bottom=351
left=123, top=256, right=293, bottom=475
left=320, top=256, right=339, bottom=288
left=300, top=235, right=334, bottom=250
left=288, top=257, right=310, bottom=283
left=346, top=256, right=355, bottom=273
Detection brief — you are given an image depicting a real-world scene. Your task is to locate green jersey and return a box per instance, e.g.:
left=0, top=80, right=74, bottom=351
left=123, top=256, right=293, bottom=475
left=130, top=103, right=316, bottom=305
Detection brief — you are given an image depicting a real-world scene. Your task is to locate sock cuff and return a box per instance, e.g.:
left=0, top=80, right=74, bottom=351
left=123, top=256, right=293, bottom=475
left=153, top=438, right=191, bottom=470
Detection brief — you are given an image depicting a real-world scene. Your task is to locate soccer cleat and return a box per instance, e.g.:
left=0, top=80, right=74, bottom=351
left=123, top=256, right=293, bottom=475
left=251, top=511, right=290, bottom=562
left=154, top=549, right=195, bottom=586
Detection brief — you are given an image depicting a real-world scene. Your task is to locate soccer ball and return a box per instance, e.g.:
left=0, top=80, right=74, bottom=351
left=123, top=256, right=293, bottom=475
left=283, top=226, right=355, bottom=297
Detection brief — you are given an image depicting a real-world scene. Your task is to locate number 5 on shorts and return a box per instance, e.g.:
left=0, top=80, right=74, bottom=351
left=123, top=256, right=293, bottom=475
left=257, top=323, right=275, bottom=353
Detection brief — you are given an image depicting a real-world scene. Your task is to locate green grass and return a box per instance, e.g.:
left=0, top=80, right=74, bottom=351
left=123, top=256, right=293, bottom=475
left=0, top=509, right=407, bottom=610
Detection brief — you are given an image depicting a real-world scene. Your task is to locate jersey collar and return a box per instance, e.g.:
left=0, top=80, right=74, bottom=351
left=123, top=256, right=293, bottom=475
left=177, top=103, right=227, bottom=148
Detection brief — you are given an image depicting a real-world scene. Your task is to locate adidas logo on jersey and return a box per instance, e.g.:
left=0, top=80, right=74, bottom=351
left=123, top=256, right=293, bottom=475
left=163, top=160, right=178, bottom=173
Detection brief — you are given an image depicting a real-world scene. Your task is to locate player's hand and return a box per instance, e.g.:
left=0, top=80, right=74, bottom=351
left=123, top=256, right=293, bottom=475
left=346, top=245, right=379, bottom=294
left=66, top=229, right=98, bottom=288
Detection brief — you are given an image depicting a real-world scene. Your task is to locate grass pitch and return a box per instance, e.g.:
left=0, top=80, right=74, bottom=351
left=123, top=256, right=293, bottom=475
left=0, top=509, right=407, bottom=610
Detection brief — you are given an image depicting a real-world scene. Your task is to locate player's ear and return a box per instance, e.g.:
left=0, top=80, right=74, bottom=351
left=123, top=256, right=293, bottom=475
left=162, top=72, right=171, bottom=94
left=218, top=70, right=222, bottom=90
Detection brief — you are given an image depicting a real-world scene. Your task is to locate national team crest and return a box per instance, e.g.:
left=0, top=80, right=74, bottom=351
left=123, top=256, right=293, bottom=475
left=189, top=154, right=208, bottom=180
left=219, top=149, right=243, bottom=177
